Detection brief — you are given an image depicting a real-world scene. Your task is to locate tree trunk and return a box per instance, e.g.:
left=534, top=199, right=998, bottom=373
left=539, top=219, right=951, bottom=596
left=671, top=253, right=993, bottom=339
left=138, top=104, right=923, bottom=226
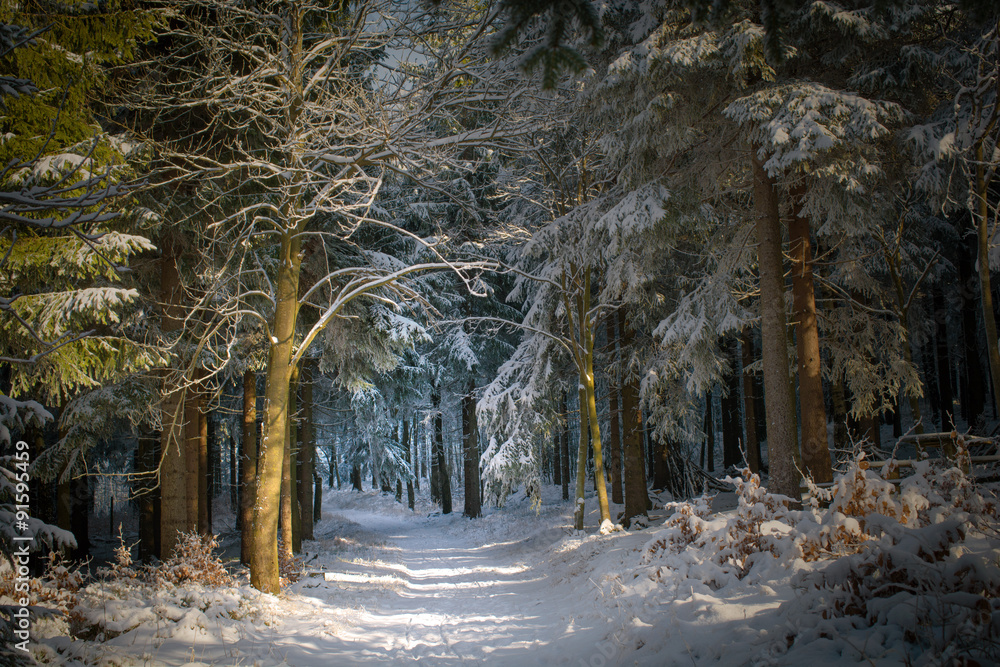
left=430, top=406, right=441, bottom=503
left=298, top=363, right=315, bottom=541
left=351, top=464, right=363, bottom=492
left=199, top=403, right=210, bottom=534
left=830, top=376, right=849, bottom=453
left=619, top=306, right=649, bottom=526
left=462, top=383, right=482, bottom=518
left=975, top=144, right=1000, bottom=420
left=721, top=335, right=743, bottom=469
left=229, top=430, right=238, bottom=526
left=560, top=392, right=570, bottom=501
left=159, top=235, right=188, bottom=559
left=70, top=473, right=91, bottom=560
left=432, top=385, right=452, bottom=514
left=789, top=196, right=832, bottom=483
left=314, top=473, right=322, bottom=523
left=573, top=384, right=589, bottom=530
left=933, top=287, right=955, bottom=430
left=285, top=365, right=301, bottom=554
left=752, top=148, right=800, bottom=501
left=240, top=369, right=257, bottom=566
left=552, top=430, right=562, bottom=487
left=958, top=227, right=986, bottom=426
left=704, top=394, right=715, bottom=472
left=404, top=418, right=415, bottom=510
left=249, top=226, right=302, bottom=594
left=606, top=312, right=623, bottom=504
left=184, top=377, right=202, bottom=534
left=137, top=430, right=160, bottom=562
left=740, top=328, right=761, bottom=473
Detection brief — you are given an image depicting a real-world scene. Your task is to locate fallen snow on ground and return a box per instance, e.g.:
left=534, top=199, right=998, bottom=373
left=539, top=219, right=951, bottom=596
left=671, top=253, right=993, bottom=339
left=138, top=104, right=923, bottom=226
left=18, top=453, right=1000, bottom=666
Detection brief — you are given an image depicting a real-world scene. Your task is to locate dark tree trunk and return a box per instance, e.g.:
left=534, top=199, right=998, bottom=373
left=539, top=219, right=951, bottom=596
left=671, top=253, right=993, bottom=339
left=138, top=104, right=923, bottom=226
left=740, top=328, right=761, bottom=473
left=137, top=430, right=160, bottom=561
left=933, top=287, right=955, bottom=430
left=721, top=336, right=743, bottom=469
left=298, top=363, right=315, bottom=541
left=314, top=474, right=322, bottom=523
left=922, top=341, right=941, bottom=429
left=404, top=418, right=415, bottom=510
left=462, top=384, right=482, bottom=518
left=240, top=369, right=257, bottom=566
left=704, top=395, right=715, bottom=472
left=958, top=226, right=986, bottom=426
left=412, top=417, right=420, bottom=492
left=552, top=431, right=561, bottom=487
left=185, top=385, right=202, bottom=535
left=560, top=392, right=570, bottom=501
left=619, top=307, right=649, bottom=525
left=830, top=377, right=849, bottom=454
left=351, top=464, right=363, bottom=492
left=432, top=385, right=452, bottom=514
left=204, top=409, right=214, bottom=533
left=606, top=312, right=623, bottom=504
left=229, top=429, right=238, bottom=524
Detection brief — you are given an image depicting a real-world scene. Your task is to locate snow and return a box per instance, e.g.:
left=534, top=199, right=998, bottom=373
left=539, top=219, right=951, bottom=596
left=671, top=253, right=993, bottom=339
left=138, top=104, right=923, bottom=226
left=16, top=456, right=1000, bottom=666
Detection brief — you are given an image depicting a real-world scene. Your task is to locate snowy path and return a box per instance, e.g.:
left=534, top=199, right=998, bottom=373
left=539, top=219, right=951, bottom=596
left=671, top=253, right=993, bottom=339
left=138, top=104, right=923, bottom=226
left=249, top=505, right=622, bottom=666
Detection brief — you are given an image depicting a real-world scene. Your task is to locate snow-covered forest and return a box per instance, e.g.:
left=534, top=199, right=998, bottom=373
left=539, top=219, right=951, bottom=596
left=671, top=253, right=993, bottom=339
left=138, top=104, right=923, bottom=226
left=1, top=0, right=999, bottom=664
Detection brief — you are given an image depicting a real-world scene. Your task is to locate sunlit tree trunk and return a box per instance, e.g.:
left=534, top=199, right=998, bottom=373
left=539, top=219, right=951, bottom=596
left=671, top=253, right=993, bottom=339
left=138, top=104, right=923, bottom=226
left=789, top=195, right=832, bottom=483
left=159, top=235, right=188, bottom=558
left=250, top=226, right=302, bottom=593
left=752, top=149, right=800, bottom=502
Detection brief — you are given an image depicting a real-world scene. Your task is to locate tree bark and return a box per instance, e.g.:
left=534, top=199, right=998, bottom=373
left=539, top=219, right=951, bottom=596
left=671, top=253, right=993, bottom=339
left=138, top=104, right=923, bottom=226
left=250, top=225, right=302, bottom=594
left=432, top=385, right=452, bottom=514
left=975, top=143, right=1000, bottom=420
left=137, top=430, right=160, bottom=562
left=159, top=235, right=188, bottom=559
left=789, top=195, right=832, bottom=483
left=606, top=312, right=623, bottom=504
left=240, top=369, right=257, bottom=566
left=933, top=287, right=956, bottom=429
left=573, top=384, right=589, bottom=530
left=285, top=365, right=301, bottom=554
left=752, top=148, right=801, bottom=501
left=462, top=383, right=482, bottom=518
left=560, top=392, right=570, bottom=501
left=740, top=328, right=761, bottom=473
left=404, top=418, right=415, bottom=510
left=704, top=394, right=715, bottom=472
left=298, top=362, right=315, bottom=541
left=619, top=306, right=649, bottom=525
left=721, top=336, right=743, bottom=469
left=958, top=227, right=986, bottom=426
left=185, top=374, right=202, bottom=534
left=199, top=400, right=210, bottom=534
left=830, top=377, right=849, bottom=453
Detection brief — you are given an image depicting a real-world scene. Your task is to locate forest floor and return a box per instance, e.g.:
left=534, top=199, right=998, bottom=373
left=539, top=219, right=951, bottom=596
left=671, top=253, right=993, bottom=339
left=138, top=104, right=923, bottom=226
left=29, top=457, right=1000, bottom=666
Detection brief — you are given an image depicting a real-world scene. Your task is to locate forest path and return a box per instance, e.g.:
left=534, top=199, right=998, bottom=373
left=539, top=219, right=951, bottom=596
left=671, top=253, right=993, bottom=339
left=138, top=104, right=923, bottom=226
left=247, top=494, right=628, bottom=667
